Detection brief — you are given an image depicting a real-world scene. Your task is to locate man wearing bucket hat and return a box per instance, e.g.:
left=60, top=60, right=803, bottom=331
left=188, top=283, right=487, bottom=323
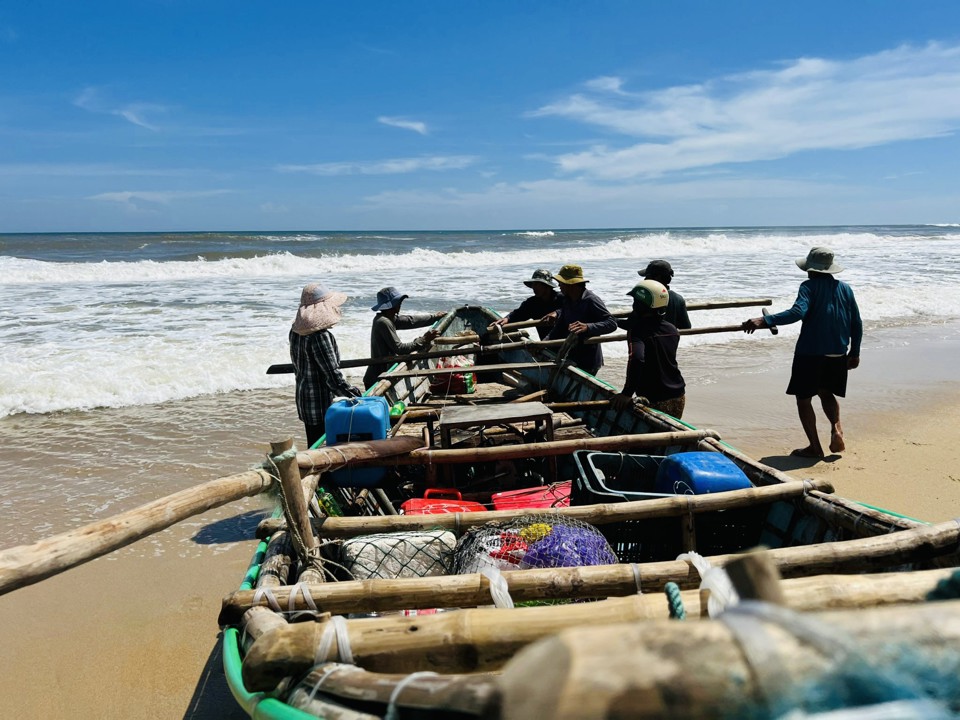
left=289, top=283, right=362, bottom=448
left=544, top=264, right=618, bottom=375
left=363, top=287, right=447, bottom=389
left=492, top=269, right=562, bottom=339
left=611, top=279, right=686, bottom=418
left=742, top=247, right=862, bottom=459
left=641, top=260, right=691, bottom=330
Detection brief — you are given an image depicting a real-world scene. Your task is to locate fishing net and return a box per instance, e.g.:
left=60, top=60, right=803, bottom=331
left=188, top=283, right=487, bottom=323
left=453, top=513, right=617, bottom=576
left=339, top=530, right=456, bottom=580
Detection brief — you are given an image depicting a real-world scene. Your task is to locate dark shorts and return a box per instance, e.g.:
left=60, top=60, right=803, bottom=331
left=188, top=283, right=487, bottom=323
left=786, top=354, right=848, bottom=399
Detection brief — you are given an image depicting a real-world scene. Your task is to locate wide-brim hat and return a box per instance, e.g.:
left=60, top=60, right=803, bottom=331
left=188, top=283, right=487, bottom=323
left=554, top=264, right=589, bottom=284
left=796, top=246, right=843, bottom=274
left=523, top=268, right=558, bottom=288
left=292, top=283, right=348, bottom=335
left=371, top=286, right=409, bottom=311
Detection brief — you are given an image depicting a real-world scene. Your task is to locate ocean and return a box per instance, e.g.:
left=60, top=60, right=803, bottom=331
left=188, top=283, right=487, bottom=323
left=2, top=225, right=960, bottom=549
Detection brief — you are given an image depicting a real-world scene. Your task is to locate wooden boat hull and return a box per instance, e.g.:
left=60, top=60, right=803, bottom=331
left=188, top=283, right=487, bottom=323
left=221, top=305, right=957, bottom=719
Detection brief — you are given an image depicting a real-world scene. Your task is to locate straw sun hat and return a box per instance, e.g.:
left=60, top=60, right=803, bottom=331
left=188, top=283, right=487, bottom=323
left=291, top=283, right=348, bottom=335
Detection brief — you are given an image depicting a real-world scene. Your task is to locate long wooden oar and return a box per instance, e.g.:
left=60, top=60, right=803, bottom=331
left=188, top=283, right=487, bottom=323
left=267, top=317, right=776, bottom=375
left=0, top=437, right=421, bottom=596
left=267, top=297, right=775, bottom=374
left=491, top=297, right=773, bottom=330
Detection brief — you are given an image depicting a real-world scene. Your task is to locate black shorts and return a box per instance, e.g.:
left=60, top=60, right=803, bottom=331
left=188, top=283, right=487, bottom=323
left=786, top=354, right=848, bottom=399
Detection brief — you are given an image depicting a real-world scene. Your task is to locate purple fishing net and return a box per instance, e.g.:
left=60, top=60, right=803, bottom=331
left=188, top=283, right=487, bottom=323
left=453, top=513, right=617, bottom=575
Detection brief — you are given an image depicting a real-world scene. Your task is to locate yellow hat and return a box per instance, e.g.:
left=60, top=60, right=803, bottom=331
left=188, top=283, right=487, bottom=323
left=554, top=264, right=588, bottom=284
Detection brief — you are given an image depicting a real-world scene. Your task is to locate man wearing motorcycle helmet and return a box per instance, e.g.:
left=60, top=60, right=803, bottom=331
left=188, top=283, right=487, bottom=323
left=611, top=279, right=686, bottom=418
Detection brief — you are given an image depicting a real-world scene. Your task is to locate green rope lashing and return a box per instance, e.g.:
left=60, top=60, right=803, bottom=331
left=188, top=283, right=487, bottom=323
left=665, top=581, right=686, bottom=620
left=927, top=568, right=960, bottom=601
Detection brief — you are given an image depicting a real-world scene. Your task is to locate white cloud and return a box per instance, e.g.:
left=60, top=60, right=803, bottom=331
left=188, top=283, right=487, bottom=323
left=74, top=87, right=167, bottom=131
left=531, top=42, right=960, bottom=179
left=361, top=175, right=853, bottom=211
left=276, top=155, right=477, bottom=176
left=88, top=189, right=231, bottom=208
left=584, top=76, right=626, bottom=94
left=378, top=116, right=429, bottom=135
left=0, top=163, right=188, bottom=177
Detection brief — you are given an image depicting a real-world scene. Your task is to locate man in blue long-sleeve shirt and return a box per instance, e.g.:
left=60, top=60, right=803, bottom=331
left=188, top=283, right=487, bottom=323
left=743, top=247, right=862, bottom=459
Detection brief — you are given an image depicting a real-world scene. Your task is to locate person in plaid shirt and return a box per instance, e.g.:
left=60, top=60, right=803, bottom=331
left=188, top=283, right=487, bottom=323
left=289, top=283, right=361, bottom=448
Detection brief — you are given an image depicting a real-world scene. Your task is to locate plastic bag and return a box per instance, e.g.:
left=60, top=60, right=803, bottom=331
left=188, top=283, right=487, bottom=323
left=430, top=354, right=476, bottom=396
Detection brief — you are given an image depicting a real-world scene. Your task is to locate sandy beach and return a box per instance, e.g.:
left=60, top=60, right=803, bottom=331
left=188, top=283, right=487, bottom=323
left=1, top=322, right=959, bottom=719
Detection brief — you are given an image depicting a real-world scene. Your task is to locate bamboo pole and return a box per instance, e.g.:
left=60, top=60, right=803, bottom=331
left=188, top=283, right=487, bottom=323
left=295, top=436, right=423, bottom=475
left=310, top=428, right=720, bottom=469
left=0, top=436, right=426, bottom=596
left=220, top=527, right=957, bottom=624
left=723, top=550, right=787, bottom=604
left=497, top=598, right=960, bottom=720
left=287, top=663, right=498, bottom=718
left=487, top=298, right=774, bottom=330
left=0, top=466, right=275, bottom=596
left=257, top=476, right=832, bottom=541
left=272, top=438, right=317, bottom=564
left=239, top=564, right=960, bottom=688
left=268, top=298, right=775, bottom=375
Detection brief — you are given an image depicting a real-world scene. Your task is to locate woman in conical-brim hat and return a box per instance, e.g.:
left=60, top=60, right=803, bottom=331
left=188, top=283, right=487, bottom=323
left=291, top=283, right=349, bottom=335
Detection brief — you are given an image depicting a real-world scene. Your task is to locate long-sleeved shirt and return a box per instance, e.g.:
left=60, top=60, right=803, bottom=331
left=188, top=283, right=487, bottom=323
left=665, top=289, right=691, bottom=330
left=363, top=311, right=437, bottom=388
left=289, top=327, right=360, bottom=427
left=764, top=274, right=863, bottom=357
left=504, top=291, right=563, bottom=339
left=621, top=315, right=685, bottom=401
left=545, top=288, right=618, bottom=374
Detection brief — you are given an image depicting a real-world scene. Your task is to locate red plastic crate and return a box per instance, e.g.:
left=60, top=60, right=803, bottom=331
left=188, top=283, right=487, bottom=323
left=491, top=481, right=572, bottom=511
left=400, top=488, right=487, bottom=515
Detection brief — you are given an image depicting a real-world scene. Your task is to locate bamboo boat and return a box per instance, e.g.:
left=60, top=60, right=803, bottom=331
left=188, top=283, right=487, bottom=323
left=219, top=305, right=960, bottom=719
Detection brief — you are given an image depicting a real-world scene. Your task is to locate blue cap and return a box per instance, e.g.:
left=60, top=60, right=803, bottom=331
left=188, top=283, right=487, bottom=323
left=371, top=286, right=409, bottom=311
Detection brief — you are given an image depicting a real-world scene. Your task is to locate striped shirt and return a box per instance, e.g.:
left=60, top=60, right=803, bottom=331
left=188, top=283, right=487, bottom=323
left=289, top=328, right=360, bottom=426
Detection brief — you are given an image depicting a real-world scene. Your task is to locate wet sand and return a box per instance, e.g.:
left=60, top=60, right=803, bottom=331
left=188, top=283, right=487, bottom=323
left=1, top=322, right=959, bottom=718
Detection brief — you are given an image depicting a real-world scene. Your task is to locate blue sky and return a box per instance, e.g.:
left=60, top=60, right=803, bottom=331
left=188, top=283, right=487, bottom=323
left=2, top=1, right=960, bottom=232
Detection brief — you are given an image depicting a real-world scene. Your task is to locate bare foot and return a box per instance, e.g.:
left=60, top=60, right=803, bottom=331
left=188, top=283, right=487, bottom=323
left=830, top=429, right=845, bottom=453
left=790, top=446, right=825, bottom=459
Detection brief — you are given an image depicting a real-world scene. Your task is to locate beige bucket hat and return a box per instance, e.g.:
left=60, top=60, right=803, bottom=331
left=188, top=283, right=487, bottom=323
left=291, top=283, right=348, bottom=335
left=796, top=247, right=843, bottom=274
left=554, top=264, right=589, bottom=284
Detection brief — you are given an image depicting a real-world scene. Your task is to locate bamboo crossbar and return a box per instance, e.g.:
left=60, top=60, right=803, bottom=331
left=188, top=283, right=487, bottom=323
left=239, top=549, right=960, bottom=685
left=258, top=477, right=834, bottom=540
left=298, top=429, right=718, bottom=473
left=221, top=557, right=956, bottom=624
left=495, top=599, right=960, bottom=719
left=377, top=361, right=549, bottom=379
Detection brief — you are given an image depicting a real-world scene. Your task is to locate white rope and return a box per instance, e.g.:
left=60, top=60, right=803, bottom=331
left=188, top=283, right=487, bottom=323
left=385, top=671, right=439, bottom=720
left=304, top=663, right=360, bottom=705
left=481, top=566, right=515, bottom=608
left=314, top=615, right=354, bottom=666
left=252, top=587, right=282, bottom=612
left=288, top=582, right=319, bottom=613
left=630, top=563, right=643, bottom=594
